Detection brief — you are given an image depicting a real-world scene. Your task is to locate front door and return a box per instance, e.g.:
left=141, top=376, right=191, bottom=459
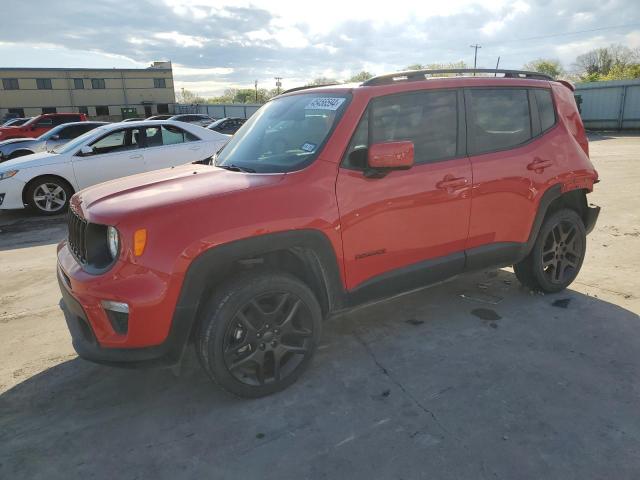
left=72, top=127, right=146, bottom=188
left=336, top=89, right=472, bottom=294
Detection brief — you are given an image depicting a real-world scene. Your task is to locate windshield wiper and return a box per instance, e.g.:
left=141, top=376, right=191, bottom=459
left=216, top=164, right=256, bottom=173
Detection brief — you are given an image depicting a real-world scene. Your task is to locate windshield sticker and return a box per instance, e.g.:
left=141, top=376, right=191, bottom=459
left=305, top=97, right=346, bottom=111
left=301, top=142, right=316, bottom=152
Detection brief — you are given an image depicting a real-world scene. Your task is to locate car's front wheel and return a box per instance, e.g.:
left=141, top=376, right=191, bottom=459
left=25, top=176, right=73, bottom=215
left=196, top=271, right=322, bottom=398
left=514, top=208, right=587, bottom=293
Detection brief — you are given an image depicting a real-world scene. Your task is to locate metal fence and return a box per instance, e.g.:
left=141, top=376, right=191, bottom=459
left=175, top=103, right=262, bottom=119
left=575, top=79, right=640, bottom=130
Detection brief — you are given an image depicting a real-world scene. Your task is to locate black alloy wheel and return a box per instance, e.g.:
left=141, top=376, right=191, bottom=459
left=196, top=271, right=322, bottom=398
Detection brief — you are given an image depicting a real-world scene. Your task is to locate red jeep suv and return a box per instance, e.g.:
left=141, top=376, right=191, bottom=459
left=0, top=112, right=87, bottom=140
left=57, top=69, right=599, bottom=397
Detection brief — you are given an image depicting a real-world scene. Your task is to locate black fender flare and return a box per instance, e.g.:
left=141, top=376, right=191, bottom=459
left=520, top=183, right=563, bottom=259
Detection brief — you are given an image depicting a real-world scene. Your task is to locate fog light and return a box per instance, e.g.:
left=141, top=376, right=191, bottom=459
left=101, top=300, right=129, bottom=335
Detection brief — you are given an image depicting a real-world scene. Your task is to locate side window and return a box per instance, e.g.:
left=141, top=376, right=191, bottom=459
left=342, top=108, right=369, bottom=169
left=468, top=89, right=531, bottom=155
left=534, top=89, right=556, bottom=132
left=90, top=129, right=140, bottom=155
left=342, top=90, right=458, bottom=169
left=58, top=125, right=82, bottom=139
left=35, top=117, right=54, bottom=127
left=144, top=125, right=198, bottom=147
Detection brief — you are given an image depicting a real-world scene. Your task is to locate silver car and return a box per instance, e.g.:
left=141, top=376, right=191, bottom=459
left=0, top=121, right=107, bottom=163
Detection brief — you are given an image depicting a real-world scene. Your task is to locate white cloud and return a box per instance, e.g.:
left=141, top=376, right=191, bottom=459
left=173, top=64, right=234, bottom=76
left=153, top=31, right=208, bottom=48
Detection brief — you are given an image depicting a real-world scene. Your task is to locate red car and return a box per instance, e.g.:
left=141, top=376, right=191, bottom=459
left=56, top=69, right=599, bottom=397
left=0, top=113, right=87, bottom=140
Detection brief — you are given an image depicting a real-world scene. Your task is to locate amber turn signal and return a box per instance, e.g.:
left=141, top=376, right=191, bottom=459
left=133, top=229, right=147, bottom=256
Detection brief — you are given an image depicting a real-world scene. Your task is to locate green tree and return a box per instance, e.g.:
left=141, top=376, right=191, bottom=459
left=345, top=71, right=374, bottom=82
left=602, top=63, right=640, bottom=81
left=176, top=88, right=205, bottom=104
left=523, top=59, right=564, bottom=78
left=574, top=44, right=639, bottom=79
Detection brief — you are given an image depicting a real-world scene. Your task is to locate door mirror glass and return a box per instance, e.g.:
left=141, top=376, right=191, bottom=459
left=79, top=145, right=94, bottom=156
left=368, top=141, right=414, bottom=170
left=50, top=134, right=60, bottom=140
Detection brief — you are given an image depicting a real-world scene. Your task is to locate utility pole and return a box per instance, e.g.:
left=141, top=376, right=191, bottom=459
left=254, top=80, right=258, bottom=102
left=470, top=44, right=482, bottom=75
left=275, top=77, right=282, bottom=95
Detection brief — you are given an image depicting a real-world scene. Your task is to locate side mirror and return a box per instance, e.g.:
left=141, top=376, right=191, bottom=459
left=79, top=145, right=94, bottom=156
left=366, top=141, right=414, bottom=177
left=50, top=134, right=60, bottom=140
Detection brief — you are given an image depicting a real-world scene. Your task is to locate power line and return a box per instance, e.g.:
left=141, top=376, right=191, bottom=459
left=483, top=22, right=640, bottom=46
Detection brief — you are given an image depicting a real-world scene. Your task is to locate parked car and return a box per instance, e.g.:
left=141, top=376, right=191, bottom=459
left=2, top=117, right=31, bottom=127
left=0, top=122, right=107, bottom=162
left=145, top=115, right=173, bottom=121
left=0, top=113, right=88, bottom=140
left=0, top=120, right=229, bottom=215
left=54, top=69, right=599, bottom=398
left=169, top=114, right=214, bottom=126
left=121, top=118, right=145, bottom=122
left=207, top=117, right=246, bottom=135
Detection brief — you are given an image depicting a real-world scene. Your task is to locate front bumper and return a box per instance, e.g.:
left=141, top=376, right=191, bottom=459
left=57, top=242, right=195, bottom=368
left=0, top=176, right=26, bottom=209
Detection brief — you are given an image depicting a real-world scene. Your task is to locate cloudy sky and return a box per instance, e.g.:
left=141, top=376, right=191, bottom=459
left=2, top=0, right=639, bottom=96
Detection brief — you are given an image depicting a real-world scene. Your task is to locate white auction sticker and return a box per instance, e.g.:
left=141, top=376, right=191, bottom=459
left=305, top=97, right=346, bottom=111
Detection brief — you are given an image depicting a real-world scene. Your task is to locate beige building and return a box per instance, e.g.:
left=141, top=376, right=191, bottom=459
left=0, top=61, right=175, bottom=121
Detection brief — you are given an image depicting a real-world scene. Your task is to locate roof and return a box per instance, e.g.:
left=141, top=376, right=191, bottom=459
left=0, top=67, right=171, bottom=73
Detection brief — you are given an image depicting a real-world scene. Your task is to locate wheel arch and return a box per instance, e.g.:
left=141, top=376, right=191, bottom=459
left=177, top=230, right=345, bottom=339
left=22, top=173, right=76, bottom=206
left=523, top=184, right=595, bottom=258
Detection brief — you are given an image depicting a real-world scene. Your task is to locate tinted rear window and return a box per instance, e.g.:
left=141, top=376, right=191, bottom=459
left=535, top=89, right=556, bottom=132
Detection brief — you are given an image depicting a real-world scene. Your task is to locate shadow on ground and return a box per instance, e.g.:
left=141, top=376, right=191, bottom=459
left=1, top=269, right=639, bottom=480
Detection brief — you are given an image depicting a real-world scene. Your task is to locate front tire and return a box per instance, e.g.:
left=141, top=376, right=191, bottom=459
left=514, top=208, right=586, bottom=293
left=25, top=176, right=73, bottom=215
left=196, top=271, right=322, bottom=398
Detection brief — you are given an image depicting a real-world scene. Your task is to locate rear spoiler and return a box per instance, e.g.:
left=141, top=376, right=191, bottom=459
left=556, top=79, right=575, bottom=91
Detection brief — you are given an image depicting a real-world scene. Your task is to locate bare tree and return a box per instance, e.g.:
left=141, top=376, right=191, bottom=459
left=574, top=44, right=639, bottom=77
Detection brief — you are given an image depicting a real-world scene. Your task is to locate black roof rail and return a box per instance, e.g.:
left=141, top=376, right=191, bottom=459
left=279, top=83, right=341, bottom=95
left=362, top=68, right=553, bottom=86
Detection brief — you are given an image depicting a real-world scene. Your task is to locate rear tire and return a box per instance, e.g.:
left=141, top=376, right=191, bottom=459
left=514, top=208, right=586, bottom=293
left=25, top=175, right=73, bottom=216
left=195, top=271, right=322, bottom=398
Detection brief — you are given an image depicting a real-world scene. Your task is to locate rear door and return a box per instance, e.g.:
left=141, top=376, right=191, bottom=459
left=140, top=124, right=206, bottom=170
left=336, top=89, right=472, bottom=292
left=464, top=86, right=563, bottom=266
left=72, top=127, right=146, bottom=188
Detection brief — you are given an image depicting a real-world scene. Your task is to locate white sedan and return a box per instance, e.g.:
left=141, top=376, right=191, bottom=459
left=0, top=120, right=229, bottom=215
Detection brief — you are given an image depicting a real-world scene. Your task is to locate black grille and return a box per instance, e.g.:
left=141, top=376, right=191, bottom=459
left=67, top=207, right=88, bottom=264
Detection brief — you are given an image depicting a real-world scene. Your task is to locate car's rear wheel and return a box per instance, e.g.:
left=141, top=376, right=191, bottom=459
left=514, top=208, right=586, bottom=293
left=25, top=176, right=73, bottom=215
left=196, top=271, right=322, bottom=398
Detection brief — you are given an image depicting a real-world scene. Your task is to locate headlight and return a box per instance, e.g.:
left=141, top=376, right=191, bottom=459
left=0, top=170, right=18, bottom=181
left=107, top=226, right=119, bottom=259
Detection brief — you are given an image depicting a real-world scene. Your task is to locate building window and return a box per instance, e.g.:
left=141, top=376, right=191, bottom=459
left=95, top=105, right=110, bottom=116
left=36, top=78, right=53, bottom=90
left=78, top=106, right=89, bottom=115
left=8, top=108, right=25, bottom=117
left=74, top=78, right=84, bottom=89
left=2, top=78, right=19, bottom=90
left=157, top=103, right=169, bottom=114
left=154, top=78, right=167, bottom=88
left=91, top=78, right=106, bottom=89
left=42, top=107, right=57, bottom=114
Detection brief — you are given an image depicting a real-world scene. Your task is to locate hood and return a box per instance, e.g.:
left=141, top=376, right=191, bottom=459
left=74, top=163, right=284, bottom=223
left=0, top=151, right=62, bottom=169
left=0, top=137, right=37, bottom=147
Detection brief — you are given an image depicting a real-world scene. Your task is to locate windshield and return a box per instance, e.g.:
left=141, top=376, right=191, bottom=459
left=215, top=93, right=350, bottom=173
left=53, top=125, right=109, bottom=154
left=38, top=124, right=65, bottom=141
